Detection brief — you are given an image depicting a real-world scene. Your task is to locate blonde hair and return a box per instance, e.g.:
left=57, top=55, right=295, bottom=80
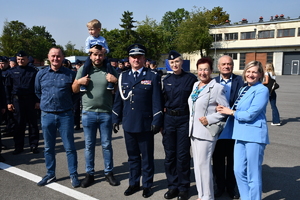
left=87, top=19, right=101, bottom=29
left=242, top=60, right=264, bottom=82
left=265, top=63, right=276, bottom=76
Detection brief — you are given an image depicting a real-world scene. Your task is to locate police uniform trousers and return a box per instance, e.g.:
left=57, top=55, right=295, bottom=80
left=213, top=139, right=237, bottom=192
left=163, top=113, right=191, bottom=192
left=124, top=130, right=154, bottom=188
left=12, top=95, right=39, bottom=150
left=73, top=97, right=81, bottom=128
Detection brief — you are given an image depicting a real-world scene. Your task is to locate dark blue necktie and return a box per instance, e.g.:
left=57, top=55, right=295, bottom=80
left=134, top=71, right=138, bottom=81
left=232, top=86, right=250, bottom=110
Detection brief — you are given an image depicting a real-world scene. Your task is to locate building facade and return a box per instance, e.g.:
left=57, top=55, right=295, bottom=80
left=184, top=15, right=300, bottom=75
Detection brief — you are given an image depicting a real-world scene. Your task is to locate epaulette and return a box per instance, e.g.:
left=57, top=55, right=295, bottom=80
left=163, top=73, right=171, bottom=80
left=150, top=70, right=157, bottom=75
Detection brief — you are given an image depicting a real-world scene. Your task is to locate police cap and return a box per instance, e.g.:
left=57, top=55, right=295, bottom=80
left=16, top=50, right=28, bottom=57
left=0, top=56, right=8, bottom=62
left=9, top=57, right=17, bottom=62
left=123, top=57, right=129, bottom=62
left=127, top=44, right=146, bottom=56
left=150, top=60, right=157, bottom=65
left=168, top=50, right=181, bottom=60
left=109, top=58, right=118, bottom=63
left=75, top=59, right=82, bottom=65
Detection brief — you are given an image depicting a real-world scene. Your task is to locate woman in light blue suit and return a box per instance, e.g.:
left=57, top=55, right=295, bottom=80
left=188, top=57, right=229, bottom=200
left=217, top=61, right=269, bottom=200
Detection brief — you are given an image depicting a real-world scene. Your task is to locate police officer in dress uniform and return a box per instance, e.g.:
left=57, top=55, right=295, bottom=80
left=5, top=51, right=40, bottom=155
left=112, top=44, right=163, bottom=198
left=162, top=50, right=198, bottom=200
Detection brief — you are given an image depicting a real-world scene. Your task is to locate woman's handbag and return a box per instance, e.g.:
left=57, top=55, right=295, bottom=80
left=265, top=73, right=279, bottom=95
left=204, top=90, right=225, bottom=137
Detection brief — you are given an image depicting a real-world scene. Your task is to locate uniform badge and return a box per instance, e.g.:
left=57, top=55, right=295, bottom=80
left=141, top=80, right=151, bottom=85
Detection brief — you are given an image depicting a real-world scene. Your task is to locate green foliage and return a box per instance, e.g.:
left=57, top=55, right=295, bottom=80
left=63, top=41, right=87, bottom=57
left=161, top=8, right=190, bottom=51
left=175, top=7, right=213, bottom=57
left=0, top=20, right=56, bottom=61
left=136, top=17, right=165, bottom=61
left=205, top=6, right=230, bottom=25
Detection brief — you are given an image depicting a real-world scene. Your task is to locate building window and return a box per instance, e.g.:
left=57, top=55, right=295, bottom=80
left=224, top=53, right=237, bottom=60
left=277, top=28, right=295, bottom=37
left=225, top=33, right=238, bottom=41
left=267, top=52, right=273, bottom=63
left=239, top=53, right=246, bottom=70
left=211, top=34, right=222, bottom=41
left=258, top=30, right=274, bottom=39
left=241, top=31, right=256, bottom=39
left=298, top=28, right=300, bottom=36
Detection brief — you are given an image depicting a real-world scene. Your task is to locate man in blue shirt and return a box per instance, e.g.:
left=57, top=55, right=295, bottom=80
left=213, top=55, right=244, bottom=199
left=35, top=47, right=80, bottom=188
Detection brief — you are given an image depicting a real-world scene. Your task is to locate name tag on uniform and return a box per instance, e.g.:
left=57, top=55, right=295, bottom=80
left=141, top=80, right=152, bottom=85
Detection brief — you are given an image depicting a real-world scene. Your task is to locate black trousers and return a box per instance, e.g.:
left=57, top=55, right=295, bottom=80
left=213, top=139, right=237, bottom=192
left=12, top=95, right=39, bottom=150
left=163, top=114, right=191, bottom=192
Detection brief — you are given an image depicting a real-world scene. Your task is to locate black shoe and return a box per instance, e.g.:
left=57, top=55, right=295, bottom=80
left=227, top=188, right=240, bottom=199
left=0, top=154, right=5, bottom=162
left=164, top=189, right=179, bottom=199
left=81, top=173, right=94, bottom=188
left=214, top=188, right=225, bottom=198
left=177, top=191, right=189, bottom=200
left=31, top=147, right=40, bottom=154
left=2, top=144, right=8, bottom=150
left=105, top=172, right=119, bottom=186
left=12, top=149, right=24, bottom=155
left=124, top=185, right=140, bottom=196
left=142, top=187, right=153, bottom=198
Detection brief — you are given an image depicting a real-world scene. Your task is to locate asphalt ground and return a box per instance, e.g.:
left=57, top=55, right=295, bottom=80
left=0, top=75, right=299, bottom=200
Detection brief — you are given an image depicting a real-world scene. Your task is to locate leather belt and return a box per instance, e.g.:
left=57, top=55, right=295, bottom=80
left=166, top=108, right=189, bottom=116
left=43, top=109, right=72, bottom=114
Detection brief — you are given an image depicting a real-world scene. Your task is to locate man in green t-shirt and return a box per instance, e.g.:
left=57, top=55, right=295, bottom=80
left=72, top=44, right=119, bottom=188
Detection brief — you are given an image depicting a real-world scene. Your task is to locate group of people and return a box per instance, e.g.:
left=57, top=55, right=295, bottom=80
left=0, top=17, right=280, bottom=200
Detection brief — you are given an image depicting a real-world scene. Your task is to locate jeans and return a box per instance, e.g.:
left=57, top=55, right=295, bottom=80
left=41, top=110, right=78, bottom=176
left=82, top=110, right=113, bottom=175
left=269, top=91, right=280, bottom=123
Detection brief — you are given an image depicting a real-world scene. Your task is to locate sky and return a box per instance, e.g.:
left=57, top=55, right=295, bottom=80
left=1, top=0, right=300, bottom=50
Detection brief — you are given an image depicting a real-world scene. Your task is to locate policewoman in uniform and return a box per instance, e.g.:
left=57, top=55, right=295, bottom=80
left=112, top=44, right=163, bottom=198
left=162, top=50, right=197, bottom=200
left=5, top=51, right=40, bottom=155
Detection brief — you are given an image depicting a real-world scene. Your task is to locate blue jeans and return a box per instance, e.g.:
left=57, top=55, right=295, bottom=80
left=269, top=91, right=280, bottom=123
left=82, top=110, right=113, bottom=175
left=41, top=110, right=78, bottom=176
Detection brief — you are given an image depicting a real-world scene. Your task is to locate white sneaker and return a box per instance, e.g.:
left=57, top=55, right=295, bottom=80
left=271, top=123, right=281, bottom=126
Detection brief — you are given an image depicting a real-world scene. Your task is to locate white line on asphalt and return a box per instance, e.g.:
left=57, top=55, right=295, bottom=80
left=0, top=162, right=99, bottom=200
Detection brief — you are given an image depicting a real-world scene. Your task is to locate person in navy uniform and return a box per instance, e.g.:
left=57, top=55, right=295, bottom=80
left=213, top=55, right=244, bottom=199
left=5, top=51, right=40, bottom=155
left=0, top=68, right=6, bottom=162
left=112, top=43, right=163, bottom=198
left=162, top=50, right=198, bottom=200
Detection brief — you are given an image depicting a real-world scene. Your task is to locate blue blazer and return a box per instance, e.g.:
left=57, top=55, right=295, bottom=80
left=112, top=67, right=163, bottom=133
left=220, top=82, right=270, bottom=144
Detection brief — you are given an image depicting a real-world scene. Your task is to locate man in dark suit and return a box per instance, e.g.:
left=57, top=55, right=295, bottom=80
left=213, top=55, right=244, bottom=199
left=112, top=43, right=163, bottom=198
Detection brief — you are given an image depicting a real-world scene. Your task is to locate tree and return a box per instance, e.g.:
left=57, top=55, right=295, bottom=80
left=175, top=8, right=213, bottom=57
left=161, top=8, right=190, bottom=52
left=136, top=17, right=165, bottom=61
left=0, top=20, right=56, bottom=62
left=205, top=6, right=230, bottom=26
left=101, top=11, right=138, bottom=59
